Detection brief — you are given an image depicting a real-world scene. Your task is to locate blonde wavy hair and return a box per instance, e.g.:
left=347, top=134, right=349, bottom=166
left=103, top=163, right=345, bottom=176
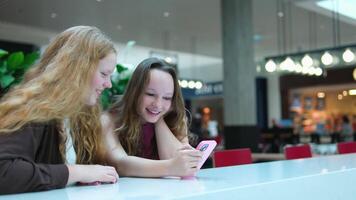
left=0, top=26, right=116, bottom=164
left=109, top=58, right=187, bottom=156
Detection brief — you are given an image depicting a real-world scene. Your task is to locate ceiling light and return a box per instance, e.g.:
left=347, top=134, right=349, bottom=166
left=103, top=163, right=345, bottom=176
left=116, top=25, right=122, bottom=30
left=165, top=57, right=173, bottom=63
left=349, top=89, right=356, bottom=95
left=126, top=40, right=136, bottom=47
left=163, top=12, right=170, bottom=17
left=342, top=49, right=355, bottom=63
left=50, top=13, right=57, bottom=18
left=301, top=54, right=313, bottom=67
left=280, top=57, right=295, bottom=71
left=195, top=81, right=203, bottom=89
left=188, top=81, right=195, bottom=89
left=315, top=67, right=323, bottom=76
left=265, top=59, right=277, bottom=72
left=307, top=67, right=316, bottom=76
left=317, top=92, right=325, bottom=98
left=203, top=107, right=211, bottom=114
left=321, top=51, right=333, bottom=65
left=295, top=63, right=303, bottom=73
left=338, top=94, right=343, bottom=100
left=302, top=65, right=309, bottom=74
left=343, top=90, right=348, bottom=96
left=353, top=68, right=356, bottom=80
left=180, top=80, right=188, bottom=88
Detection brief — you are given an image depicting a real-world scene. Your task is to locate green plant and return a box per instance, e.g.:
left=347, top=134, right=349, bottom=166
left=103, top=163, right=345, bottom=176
left=100, top=63, right=131, bottom=110
left=0, top=49, right=39, bottom=96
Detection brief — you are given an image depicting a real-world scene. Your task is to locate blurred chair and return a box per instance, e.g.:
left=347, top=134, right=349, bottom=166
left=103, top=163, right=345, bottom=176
left=337, top=141, right=356, bottom=154
left=284, top=144, right=312, bottom=160
left=213, top=148, right=252, bottom=167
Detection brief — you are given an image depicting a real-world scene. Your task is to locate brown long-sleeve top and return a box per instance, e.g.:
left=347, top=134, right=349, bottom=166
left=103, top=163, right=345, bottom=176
left=0, top=121, right=69, bottom=194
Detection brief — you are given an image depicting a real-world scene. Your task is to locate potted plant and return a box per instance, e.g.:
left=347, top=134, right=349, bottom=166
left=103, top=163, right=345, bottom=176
left=0, top=49, right=39, bottom=97
left=100, top=63, right=130, bottom=110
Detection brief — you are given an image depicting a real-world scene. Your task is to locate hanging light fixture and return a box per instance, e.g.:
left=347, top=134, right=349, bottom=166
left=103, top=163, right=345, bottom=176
left=301, top=54, right=314, bottom=67
left=180, top=80, right=188, bottom=88
left=317, top=92, right=325, bottom=98
left=295, top=63, right=303, bottom=73
left=263, top=44, right=356, bottom=77
left=321, top=51, right=333, bottom=66
left=280, top=57, right=295, bottom=71
left=342, top=48, right=355, bottom=63
left=314, top=67, right=323, bottom=76
left=265, top=59, right=277, bottom=72
left=195, top=81, right=203, bottom=89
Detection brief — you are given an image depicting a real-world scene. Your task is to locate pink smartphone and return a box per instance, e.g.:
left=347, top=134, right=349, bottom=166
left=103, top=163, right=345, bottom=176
left=196, top=140, right=217, bottom=170
left=181, top=140, right=217, bottom=179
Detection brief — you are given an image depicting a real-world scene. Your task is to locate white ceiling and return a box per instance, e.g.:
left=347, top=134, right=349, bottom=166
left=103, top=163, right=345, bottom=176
left=1, top=0, right=356, bottom=74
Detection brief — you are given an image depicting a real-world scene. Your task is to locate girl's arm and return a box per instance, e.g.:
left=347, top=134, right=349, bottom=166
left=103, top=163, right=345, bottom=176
left=155, top=118, right=189, bottom=160
left=101, top=114, right=201, bottom=177
left=0, top=123, right=67, bottom=194
left=66, top=164, right=118, bottom=185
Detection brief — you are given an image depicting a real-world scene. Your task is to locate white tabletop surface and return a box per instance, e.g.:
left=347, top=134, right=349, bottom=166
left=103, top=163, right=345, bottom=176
left=2, top=153, right=356, bottom=200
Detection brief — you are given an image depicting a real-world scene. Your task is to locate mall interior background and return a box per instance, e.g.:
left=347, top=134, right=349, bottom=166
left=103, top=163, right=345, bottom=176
left=0, top=0, right=355, bottom=156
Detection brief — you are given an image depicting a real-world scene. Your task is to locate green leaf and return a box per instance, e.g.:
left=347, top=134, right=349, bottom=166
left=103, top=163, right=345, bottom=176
left=23, top=52, right=40, bottom=69
left=0, top=74, right=15, bottom=88
left=116, top=64, right=128, bottom=73
left=100, top=89, right=111, bottom=110
left=8, top=52, right=25, bottom=70
left=0, top=49, right=8, bottom=58
left=0, top=60, right=7, bottom=74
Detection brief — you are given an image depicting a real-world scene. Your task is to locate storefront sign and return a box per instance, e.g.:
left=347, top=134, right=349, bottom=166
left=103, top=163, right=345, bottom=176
left=182, top=82, right=223, bottom=99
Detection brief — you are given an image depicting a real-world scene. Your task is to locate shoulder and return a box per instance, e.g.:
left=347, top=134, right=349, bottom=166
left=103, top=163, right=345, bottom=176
left=26, top=120, right=58, bottom=130
left=101, top=112, right=115, bottom=133
left=0, top=121, right=59, bottom=143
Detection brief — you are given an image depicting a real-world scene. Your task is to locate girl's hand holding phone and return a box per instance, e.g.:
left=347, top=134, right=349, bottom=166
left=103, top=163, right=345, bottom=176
left=168, top=144, right=203, bottom=177
left=180, top=140, right=217, bottom=179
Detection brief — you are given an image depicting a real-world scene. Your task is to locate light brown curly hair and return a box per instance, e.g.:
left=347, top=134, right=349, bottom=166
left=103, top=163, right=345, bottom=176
left=0, top=26, right=116, bottom=164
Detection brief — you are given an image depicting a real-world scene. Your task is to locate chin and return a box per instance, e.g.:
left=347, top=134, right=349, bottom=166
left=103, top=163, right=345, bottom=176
left=143, top=116, right=160, bottom=123
left=146, top=119, right=158, bottom=123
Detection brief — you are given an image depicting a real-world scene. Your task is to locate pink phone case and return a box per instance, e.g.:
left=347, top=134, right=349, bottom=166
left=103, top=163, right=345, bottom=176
left=181, top=140, right=217, bottom=179
left=196, top=140, right=217, bottom=170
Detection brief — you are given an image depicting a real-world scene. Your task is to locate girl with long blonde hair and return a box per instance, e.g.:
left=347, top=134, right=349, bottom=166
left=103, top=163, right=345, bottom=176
left=104, top=57, right=202, bottom=177
left=0, top=26, right=118, bottom=194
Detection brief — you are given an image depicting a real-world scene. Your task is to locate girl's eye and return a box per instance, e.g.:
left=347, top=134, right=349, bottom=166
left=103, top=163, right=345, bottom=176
left=163, top=97, right=172, bottom=101
left=145, top=92, right=155, bottom=96
left=101, top=72, right=108, bottom=77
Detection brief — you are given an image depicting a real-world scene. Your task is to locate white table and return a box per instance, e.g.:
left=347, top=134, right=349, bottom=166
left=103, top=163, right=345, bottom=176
left=2, top=153, right=356, bottom=200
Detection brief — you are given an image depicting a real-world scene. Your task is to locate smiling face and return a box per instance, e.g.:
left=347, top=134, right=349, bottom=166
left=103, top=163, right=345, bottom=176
left=85, top=52, right=116, bottom=106
left=138, top=69, right=174, bottom=123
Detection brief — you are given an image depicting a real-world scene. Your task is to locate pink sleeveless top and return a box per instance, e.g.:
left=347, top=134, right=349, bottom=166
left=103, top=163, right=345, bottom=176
left=139, top=123, right=159, bottom=159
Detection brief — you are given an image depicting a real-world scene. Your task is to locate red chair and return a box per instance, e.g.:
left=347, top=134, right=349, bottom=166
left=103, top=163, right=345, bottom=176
left=337, top=141, right=356, bottom=154
left=213, top=148, right=252, bottom=167
left=284, top=144, right=312, bottom=160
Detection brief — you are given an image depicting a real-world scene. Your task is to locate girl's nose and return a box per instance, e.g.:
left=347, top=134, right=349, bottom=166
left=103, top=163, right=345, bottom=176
left=104, top=80, right=112, bottom=88
left=152, top=97, right=162, bottom=107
